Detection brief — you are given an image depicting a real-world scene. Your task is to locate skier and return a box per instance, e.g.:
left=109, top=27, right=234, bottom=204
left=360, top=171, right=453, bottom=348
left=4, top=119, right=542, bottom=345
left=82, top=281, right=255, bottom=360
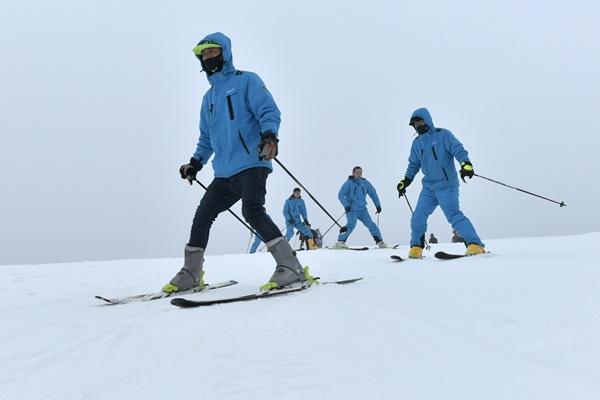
left=249, top=233, right=263, bottom=253
left=429, top=233, right=438, bottom=244
left=451, top=229, right=465, bottom=244
left=334, top=166, right=387, bottom=249
left=396, top=107, right=485, bottom=258
left=283, top=188, right=317, bottom=249
left=163, top=32, right=312, bottom=293
left=248, top=213, right=277, bottom=253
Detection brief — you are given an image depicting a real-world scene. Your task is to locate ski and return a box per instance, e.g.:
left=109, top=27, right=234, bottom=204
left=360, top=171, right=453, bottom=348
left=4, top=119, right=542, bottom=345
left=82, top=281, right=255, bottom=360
left=95, top=280, right=238, bottom=305
left=170, top=277, right=363, bottom=308
left=390, top=255, right=405, bottom=262
left=327, top=246, right=369, bottom=251
left=434, top=251, right=467, bottom=260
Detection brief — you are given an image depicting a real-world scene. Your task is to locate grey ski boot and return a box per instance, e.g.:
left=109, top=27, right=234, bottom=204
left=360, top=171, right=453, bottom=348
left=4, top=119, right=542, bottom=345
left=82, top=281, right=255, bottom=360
left=260, top=237, right=315, bottom=291
left=162, top=245, right=205, bottom=293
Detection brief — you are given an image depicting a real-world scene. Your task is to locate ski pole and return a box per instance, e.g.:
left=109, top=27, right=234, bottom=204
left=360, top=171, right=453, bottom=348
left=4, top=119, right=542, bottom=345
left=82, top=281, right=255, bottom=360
left=194, top=179, right=258, bottom=236
left=274, top=158, right=344, bottom=229
left=320, top=211, right=347, bottom=240
left=403, top=194, right=430, bottom=250
left=473, top=174, right=566, bottom=207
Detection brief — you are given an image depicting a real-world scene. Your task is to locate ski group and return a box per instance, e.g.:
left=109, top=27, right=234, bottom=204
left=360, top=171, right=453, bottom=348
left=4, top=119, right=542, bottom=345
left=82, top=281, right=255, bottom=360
left=101, top=32, right=566, bottom=305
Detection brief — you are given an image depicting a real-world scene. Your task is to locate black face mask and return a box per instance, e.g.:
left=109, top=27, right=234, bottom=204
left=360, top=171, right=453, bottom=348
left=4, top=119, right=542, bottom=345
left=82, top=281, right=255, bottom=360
left=415, top=124, right=430, bottom=134
left=201, top=54, right=224, bottom=76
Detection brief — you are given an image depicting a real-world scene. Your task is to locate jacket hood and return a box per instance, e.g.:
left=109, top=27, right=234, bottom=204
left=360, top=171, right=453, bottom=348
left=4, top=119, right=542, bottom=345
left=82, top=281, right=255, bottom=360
left=196, top=32, right=235, bottom=84
left=411, top=107, right=435, bottom=130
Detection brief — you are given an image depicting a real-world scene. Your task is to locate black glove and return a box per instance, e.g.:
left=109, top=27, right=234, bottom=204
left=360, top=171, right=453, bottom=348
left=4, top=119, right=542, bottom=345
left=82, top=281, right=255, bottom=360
left=376, top=206, right=382, bottom=214
left=288, top=218, right=295, bottom=224
left=460, top=161, right=474, bottom=182
left=179, top=157, right=203, bottom=185
left=258, top=131, right=279, bottom=161
left=396, top=177, right=412, bottom=197
left=344, top=206, right=351, bottom=213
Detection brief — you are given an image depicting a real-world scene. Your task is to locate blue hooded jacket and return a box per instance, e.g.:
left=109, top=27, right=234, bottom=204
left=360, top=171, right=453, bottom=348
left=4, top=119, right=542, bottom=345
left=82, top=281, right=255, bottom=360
left=192, top=32, right=281, bottom=178
left=283, top=196, right=308, bottom=222
left=338, top=177, right=381, bottom=212
left=405, top=108, right=470, bottom=191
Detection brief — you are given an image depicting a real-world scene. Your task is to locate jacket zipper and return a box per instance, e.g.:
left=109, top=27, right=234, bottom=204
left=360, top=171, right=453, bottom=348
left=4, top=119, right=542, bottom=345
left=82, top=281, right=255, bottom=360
left=431, top=146, right=438, bottom=160
left=238, top=131, right=250, bottom=154
left=226, top=95, right=234, bottom=120
left=442, top=167, right=449, bottom=181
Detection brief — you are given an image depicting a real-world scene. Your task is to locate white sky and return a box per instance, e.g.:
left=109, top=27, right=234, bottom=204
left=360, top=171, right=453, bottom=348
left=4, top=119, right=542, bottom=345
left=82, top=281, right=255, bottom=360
left=1, top=0, right=599, bottom=265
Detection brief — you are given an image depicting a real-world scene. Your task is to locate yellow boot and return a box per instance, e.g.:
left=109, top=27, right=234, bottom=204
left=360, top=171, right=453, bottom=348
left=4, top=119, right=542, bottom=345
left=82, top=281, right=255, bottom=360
left=408, top=246, right=423, bottom=259
left=465, top=244, right=486, bottom=255
left=307, top=238, right=318, bottom=250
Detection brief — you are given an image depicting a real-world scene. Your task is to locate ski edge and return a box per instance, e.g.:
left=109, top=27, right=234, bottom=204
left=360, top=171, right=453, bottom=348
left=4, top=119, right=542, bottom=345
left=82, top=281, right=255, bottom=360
left=171, top=277, right=363, bottom=308
left=95, top=279, right=239, bottom=305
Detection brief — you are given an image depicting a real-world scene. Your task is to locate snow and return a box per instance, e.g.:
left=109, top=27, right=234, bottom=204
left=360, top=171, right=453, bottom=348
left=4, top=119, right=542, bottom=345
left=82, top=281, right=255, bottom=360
left=1, top=233, right=599, bottom=399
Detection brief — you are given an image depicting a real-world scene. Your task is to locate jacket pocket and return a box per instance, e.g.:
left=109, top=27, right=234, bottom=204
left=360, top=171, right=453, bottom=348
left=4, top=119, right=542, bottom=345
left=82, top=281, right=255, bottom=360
left=226, top=95, right=235, bottom=120
left=238, top=131, right=250, bottom=154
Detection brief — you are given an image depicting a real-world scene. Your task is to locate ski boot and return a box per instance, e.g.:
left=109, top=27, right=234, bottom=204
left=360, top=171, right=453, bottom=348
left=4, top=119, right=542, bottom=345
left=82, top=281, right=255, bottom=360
left=465, top=243, right=486, bottom=256
left=332, top=241, right=348, bottom=249
left=374, top=236, right=388, bottom=248
left=162, top=245, right=205, bottom=293
left=260, top=237, right=315, bottom=291
left=408, top=246, right=424, bottom=259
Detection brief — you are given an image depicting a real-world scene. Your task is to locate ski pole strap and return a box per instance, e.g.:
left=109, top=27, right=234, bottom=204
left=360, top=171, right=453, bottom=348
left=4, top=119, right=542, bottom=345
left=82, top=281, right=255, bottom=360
left=194, top=179, right=259, bottom=235
left=274, top=157, right=344, bottom=228
left=474, top=174, right=566, bottom=207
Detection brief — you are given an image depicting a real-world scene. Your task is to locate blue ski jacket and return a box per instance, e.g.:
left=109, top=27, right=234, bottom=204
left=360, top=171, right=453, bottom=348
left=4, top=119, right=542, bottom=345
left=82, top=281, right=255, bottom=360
left=283, top=196, right=308, bottom=223
left=192, top=32, right=281, bottom=178
left=338, top=177, right=381, bottom=213
left=405, top=108, right=470, bottom=191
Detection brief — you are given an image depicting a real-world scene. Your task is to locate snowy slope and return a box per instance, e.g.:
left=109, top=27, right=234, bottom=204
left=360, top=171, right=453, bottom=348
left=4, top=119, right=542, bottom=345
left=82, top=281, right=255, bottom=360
left=1, top=233, right=599, bottom=400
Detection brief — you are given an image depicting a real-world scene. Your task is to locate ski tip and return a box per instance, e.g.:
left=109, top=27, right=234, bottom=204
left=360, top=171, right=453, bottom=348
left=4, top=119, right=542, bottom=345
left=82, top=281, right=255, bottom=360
left=170, top=298, right=190, bottom=308
left=95, top=295, right=118, bottom=305
left=333, top=277, right=363, bottom=284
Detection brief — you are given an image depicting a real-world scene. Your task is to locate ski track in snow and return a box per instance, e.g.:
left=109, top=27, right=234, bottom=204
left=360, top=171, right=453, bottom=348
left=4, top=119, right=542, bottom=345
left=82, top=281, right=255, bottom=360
left=1, top=234, right=600, bottom=399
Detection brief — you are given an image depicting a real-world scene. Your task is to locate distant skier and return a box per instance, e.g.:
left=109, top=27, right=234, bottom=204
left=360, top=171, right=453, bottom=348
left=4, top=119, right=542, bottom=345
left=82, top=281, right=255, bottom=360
left=451, top=229, right=465, bottom=244
left=164, top=32, right=311, bottom=293
left=284, top=188, right=317, bottom=250
left=334, top=166, right=387, bottom=249
left=429, top=233, right=438, bottom=244
left=248, top=213, right=276, bottom=253
left=249, top=234, right=263, bottom=253
left=397, top=108, right=485, bottom=258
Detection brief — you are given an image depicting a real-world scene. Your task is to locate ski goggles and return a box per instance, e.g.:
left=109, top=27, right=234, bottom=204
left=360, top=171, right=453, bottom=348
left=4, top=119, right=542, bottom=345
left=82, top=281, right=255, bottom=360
left=193, top=40, right=221, bottom=58
left=409, top=117, right=427, bottom=128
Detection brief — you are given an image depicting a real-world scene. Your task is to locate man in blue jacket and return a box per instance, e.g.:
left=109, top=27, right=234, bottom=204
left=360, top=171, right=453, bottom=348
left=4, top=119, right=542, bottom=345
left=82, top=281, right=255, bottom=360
left=283, top=188, right=317, bottom=249
left=334, top=166, right=387, bottom=249
left=163, top=32, right=312, bottom=293
left=397, top=108, right=485, bottom=258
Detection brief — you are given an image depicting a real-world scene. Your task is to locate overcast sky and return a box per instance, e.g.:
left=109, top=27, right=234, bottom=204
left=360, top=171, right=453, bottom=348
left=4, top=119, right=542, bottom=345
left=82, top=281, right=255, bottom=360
left=1, top=0, right=598, bottom=265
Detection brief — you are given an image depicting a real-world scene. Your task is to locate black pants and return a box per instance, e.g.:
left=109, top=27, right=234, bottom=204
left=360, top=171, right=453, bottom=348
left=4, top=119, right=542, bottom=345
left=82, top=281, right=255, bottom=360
left=188, top=167, right=282, bottom=249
